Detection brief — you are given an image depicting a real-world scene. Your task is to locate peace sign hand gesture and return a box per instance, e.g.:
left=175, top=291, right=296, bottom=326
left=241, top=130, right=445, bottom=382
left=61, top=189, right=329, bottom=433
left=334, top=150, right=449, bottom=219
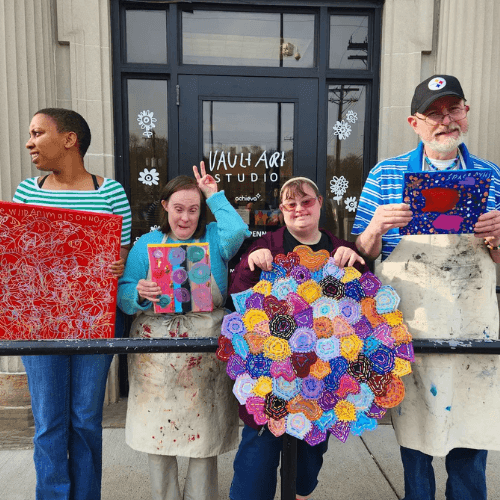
left=193, top=161, right=218, bottom=199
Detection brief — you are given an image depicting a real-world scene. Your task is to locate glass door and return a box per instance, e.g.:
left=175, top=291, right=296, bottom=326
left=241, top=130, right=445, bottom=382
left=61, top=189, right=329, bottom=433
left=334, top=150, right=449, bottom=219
left=178, top=75, right=318, bottom=239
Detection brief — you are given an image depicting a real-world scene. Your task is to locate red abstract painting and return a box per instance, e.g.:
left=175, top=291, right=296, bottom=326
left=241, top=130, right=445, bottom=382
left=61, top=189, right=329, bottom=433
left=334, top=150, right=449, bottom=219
left=0, top=201, right=122, bottom=340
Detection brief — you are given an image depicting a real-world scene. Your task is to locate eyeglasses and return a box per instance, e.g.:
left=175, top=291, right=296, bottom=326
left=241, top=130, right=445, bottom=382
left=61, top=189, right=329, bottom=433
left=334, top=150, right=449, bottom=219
left=281, top=197, right=317, bottom=212
left=415, top=105, right=469, bottom=125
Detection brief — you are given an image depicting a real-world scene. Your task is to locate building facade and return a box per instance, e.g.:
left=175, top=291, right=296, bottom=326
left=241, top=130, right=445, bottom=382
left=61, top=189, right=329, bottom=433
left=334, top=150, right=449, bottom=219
left=1, top=0, right=499, bottom=425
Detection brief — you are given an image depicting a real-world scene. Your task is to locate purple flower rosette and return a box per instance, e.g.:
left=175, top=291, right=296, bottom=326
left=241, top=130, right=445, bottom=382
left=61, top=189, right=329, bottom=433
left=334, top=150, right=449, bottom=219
left=322, top=257, right=344, bottom=280
left=301, top=375, right=324, bottom=399
left=221, top=312, right=246, bottom=339
left=290, top=265, right=311, bottom=284
left=338, top=297, right=362, bottom=325
left=304, top=424, right=327, bottom=446
left=359, top=272, right=382, bottom=297
left=226, top=354, right=246, bottom=380
left=289, top=327, right=317, bottom=353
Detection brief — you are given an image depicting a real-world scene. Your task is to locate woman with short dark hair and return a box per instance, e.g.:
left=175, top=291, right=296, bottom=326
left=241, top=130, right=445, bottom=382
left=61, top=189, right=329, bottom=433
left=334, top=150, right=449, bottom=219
left=118, top=163, right=249, bottom=500
left=15, top=108, right=131, bottom=500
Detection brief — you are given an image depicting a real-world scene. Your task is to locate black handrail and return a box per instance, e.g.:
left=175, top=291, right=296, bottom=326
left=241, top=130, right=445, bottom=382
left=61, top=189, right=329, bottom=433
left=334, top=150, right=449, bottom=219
left=2, top=337, right=500, bottom=355
left=2, top=336, right=500, bottom=500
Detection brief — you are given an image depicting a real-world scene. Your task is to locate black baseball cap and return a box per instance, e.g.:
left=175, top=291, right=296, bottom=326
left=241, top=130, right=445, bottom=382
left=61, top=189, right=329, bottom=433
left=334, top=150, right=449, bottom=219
left=411, top=75, right=466, bottom=115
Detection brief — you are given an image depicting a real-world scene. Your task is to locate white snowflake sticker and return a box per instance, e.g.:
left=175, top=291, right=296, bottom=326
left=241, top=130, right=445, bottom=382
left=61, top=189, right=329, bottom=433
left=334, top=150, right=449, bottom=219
left=137, top=110, right=157, bottom=138
left=344, top=196, right=358, bottom=212
left=149, top=225, right=161, bottom=232
left=345, top=110, right=358, bottom=123
left=332, top=120, right=352, bottom=140
left=330, top=176, right=349, bottom=203
left=138, top=168, right=160, bottom=186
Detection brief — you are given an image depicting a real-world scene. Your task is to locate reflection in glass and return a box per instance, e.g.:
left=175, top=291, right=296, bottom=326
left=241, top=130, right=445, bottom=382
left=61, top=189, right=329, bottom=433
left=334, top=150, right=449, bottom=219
left=127, top=79, right=168, bottom=243
left=326, top=84, right=366, bottom=241
left=202, top=101, right=294, bottom=229
left=126, top=10, right=167, bottom=64
left=329, top=15, right=368, bottom=69
left=182, top=10, right=314, bottom=67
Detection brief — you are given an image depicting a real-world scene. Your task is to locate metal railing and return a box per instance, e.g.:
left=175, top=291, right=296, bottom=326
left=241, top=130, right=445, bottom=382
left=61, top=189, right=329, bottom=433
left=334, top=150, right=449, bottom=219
left=2, top=336, right=500, bottom=499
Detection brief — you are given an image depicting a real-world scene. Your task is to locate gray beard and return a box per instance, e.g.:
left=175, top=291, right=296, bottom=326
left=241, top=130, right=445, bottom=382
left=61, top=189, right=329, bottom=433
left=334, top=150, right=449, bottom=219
left=421, top=129, right=466, bottom=154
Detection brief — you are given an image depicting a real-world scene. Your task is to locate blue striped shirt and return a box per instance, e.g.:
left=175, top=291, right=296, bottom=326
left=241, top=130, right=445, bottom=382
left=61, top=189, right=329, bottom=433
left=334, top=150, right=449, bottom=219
left=352, top=142, right=500, bottom=260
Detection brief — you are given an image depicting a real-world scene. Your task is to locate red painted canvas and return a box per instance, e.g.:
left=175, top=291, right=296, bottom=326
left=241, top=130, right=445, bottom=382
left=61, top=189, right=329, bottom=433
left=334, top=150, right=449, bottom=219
left=0, top=201, right=123, bottom=340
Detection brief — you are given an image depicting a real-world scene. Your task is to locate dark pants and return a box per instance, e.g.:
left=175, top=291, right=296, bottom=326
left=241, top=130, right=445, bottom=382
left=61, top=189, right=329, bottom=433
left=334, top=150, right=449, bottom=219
left=400, top=446, right=487, bottom=500
left=230, top=424, right=329, bottom=500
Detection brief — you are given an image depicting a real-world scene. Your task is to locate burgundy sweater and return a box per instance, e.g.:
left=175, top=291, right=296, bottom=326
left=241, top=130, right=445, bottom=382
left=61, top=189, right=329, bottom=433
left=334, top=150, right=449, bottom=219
left=228, top=226, right=369, bottom=429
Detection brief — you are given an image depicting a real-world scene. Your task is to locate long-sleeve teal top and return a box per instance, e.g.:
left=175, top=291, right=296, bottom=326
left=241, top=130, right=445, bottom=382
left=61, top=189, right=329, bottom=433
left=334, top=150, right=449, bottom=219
left=117, top=190, right=250, bottom=314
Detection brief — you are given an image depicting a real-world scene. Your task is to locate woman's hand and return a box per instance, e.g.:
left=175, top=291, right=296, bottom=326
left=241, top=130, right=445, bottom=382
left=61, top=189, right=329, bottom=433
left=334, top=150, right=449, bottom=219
left=137, top=279, right=162, bottom=303
left=108, top=258, right=125, bottom=278
left=332, top=246, right=366, bottom=268
left=248, top=248, right=273, bottom=272
left=193, top=161, right=218, bottom=199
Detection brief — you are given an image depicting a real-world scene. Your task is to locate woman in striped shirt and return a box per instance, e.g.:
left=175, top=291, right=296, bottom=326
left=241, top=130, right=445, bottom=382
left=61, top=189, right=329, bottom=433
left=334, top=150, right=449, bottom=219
left=14, top=108, right=131, bottom=500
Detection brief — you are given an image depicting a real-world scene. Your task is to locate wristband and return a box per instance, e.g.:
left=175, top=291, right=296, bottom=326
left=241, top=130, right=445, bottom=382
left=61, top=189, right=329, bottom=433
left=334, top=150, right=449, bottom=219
left=484, top=240, right=500, bottom=251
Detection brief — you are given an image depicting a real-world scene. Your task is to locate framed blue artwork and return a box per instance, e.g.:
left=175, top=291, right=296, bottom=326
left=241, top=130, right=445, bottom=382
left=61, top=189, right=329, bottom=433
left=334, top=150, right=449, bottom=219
left=400, top=169, right=491, bottom=235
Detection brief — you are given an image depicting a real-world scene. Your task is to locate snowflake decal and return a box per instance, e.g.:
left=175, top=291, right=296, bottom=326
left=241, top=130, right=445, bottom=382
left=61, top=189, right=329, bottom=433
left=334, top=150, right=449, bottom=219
left=149, top=225, right=161, bottom=232
left=330, top=176, right=349, bottom=203
left=332, top=120, right=352, bottom=140
left=138, top=168, right=160, bottom=186
left=345, top=110, right=358, bottom=123
left=344, top=197, right=358, bottom=212
left=137, top=110, right=157, bottom=138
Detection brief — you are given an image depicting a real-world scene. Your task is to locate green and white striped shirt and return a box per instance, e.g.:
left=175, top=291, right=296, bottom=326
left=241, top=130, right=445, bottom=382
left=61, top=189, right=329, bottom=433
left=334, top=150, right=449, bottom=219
left=13, top=177, right=132, bottom=246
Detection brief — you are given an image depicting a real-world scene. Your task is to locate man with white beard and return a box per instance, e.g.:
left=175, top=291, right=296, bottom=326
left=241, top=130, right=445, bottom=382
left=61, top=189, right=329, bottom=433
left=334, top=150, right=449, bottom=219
left=353, top=75, right=500, bottom=500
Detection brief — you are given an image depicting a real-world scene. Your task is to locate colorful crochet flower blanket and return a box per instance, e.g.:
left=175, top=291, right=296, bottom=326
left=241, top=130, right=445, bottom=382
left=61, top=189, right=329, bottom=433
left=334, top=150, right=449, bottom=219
left=216, top=245, right=414, bottom=444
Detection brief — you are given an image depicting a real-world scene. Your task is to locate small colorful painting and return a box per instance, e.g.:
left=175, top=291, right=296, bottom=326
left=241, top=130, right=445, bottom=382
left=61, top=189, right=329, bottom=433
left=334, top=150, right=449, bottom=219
left=0, top=201, right=123, bottom=340
left=147, top=243, right=213, bottom=314
left=216, top=246, right=414, bottom=444
left=400, top=169, right=491, bottom=235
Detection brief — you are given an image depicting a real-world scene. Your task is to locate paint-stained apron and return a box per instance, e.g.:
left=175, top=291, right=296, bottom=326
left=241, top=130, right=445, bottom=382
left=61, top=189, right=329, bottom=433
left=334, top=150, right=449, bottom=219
left=125, top=236, right=239, bottom=458
left=376, top=234, right=500, bottom=456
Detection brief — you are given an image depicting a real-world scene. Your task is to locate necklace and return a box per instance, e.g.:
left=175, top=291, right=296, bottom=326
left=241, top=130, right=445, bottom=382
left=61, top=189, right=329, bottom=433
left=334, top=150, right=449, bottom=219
left=424, top=151, right=460, bottom=171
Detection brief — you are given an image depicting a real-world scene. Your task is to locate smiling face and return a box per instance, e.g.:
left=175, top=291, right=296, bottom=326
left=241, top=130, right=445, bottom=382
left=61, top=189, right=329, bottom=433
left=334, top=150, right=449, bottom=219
left=280, top=182, right=323, bottom=237
left=408, top=95, right=468, bottom=158
left=25, top=114, right=69, bottom=170
left=161, top=188, right=201, bottom=240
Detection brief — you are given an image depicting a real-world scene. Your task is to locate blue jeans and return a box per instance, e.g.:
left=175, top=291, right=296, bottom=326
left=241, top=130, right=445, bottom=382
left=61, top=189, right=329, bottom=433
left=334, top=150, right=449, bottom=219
left=22, top=353, right=113, bottom=500
left=230, top=424, right=329, bottom=500
left=400, top=446, right=488, bottom=500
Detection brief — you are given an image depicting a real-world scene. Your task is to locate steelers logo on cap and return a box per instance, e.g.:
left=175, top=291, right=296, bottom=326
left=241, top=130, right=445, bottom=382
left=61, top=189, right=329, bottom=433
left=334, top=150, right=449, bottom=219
left=428, top=77, right=446, bottom=91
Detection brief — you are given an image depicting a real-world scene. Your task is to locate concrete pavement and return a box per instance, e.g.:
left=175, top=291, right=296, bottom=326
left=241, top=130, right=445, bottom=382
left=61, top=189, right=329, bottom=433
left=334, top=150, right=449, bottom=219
left=2, top=399, right=500, bottom=500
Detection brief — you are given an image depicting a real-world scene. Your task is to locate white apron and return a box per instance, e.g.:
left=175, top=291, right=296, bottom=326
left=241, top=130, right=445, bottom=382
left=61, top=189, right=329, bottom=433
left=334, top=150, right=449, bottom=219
left=125, top=235, right=239, bottom=458
left=376, top=234, right=500, bottom=456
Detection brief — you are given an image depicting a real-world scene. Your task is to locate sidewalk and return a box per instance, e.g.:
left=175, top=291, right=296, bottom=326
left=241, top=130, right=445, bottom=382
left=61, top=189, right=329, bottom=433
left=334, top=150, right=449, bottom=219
left=1, top=399, right=500, bottom=500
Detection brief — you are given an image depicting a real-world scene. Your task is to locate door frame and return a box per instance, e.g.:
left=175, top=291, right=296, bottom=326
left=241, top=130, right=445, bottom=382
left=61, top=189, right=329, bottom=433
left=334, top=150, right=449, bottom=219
left=177, top=75, right=319, bottom=182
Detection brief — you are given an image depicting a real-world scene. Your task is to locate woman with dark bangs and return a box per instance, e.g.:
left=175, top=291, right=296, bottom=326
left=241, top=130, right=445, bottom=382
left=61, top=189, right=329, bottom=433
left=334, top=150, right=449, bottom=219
left=118, top=163, right=249, bottom=500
